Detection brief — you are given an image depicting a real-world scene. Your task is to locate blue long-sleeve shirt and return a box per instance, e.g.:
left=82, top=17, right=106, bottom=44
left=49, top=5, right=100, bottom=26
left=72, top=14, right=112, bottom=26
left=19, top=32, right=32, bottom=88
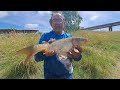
left=34, top=30, right=82, bottom=79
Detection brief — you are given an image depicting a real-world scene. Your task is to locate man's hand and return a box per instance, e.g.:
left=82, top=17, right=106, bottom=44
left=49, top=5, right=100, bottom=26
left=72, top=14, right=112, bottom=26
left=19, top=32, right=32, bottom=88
left=42, top=40, right=56, bottom=56
left=48, top=39, right=56, bottom=44
left=42, top=39, right=56, bottom=44
left=67, top=45, right=82, bottom=59
left=44, top=50, right=56, bottom=57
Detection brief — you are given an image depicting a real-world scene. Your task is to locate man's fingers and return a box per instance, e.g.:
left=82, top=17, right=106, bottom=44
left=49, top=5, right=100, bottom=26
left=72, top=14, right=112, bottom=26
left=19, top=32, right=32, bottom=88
left=42, top=40, right=56, bottom=44
left=48, top=40, right=52, bottom=44
left=74, top=46, right=83, bottom=53
left=73, top=48, right=79, bottom=53
left=69, top=48, right=79, bottom=54
left=44, top=50, right=56, bottom=56
left=42, top=41, right=47, bottom=44
left=67, top=51, right=73, bottom=58
left=70, top=51, right=80, bottom=58
left=51, top=50, right=55, bottom=54
left=67, top=47, right=82, bottom=58
left=48, top=39, right=56, bottom=44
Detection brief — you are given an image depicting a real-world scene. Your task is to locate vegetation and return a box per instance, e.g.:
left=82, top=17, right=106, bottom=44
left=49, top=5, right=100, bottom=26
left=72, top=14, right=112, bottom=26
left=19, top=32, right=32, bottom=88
left=0, top=31, right=120, bottom=79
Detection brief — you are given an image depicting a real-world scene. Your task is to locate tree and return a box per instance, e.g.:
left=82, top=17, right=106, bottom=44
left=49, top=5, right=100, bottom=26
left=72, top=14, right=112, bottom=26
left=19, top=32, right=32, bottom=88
left=51, top=11, right=82, bottom=32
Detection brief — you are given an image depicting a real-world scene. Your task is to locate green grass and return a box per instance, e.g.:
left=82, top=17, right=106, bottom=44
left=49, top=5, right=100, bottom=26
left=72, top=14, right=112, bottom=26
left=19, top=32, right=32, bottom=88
left=72, top=31, right=120, bottom=79
left=0, top=31, right=120, bottom=79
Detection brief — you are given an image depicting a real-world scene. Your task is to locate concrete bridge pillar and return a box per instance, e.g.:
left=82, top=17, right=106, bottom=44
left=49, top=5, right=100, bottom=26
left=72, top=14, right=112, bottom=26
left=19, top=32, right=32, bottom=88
left=109, top=26, right=112, bottom=31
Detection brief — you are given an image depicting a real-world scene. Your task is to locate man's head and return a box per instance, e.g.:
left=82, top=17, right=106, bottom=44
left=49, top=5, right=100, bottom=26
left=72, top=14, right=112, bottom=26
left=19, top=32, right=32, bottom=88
left=49, top=13, right=65, bottom=34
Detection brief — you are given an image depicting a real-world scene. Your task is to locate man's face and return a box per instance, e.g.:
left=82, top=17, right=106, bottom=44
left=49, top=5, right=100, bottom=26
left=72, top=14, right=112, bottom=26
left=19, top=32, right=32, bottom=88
left=51, top=14, right=65, bottom=32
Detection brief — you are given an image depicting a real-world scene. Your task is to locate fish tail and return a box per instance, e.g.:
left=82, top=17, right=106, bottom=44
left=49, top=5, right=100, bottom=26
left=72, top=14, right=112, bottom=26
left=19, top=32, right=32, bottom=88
left=23, top=54, right=34, bottom=64
left=16, top=46, right=33, bottom=55
left=16, top=44, right=49, bottom=62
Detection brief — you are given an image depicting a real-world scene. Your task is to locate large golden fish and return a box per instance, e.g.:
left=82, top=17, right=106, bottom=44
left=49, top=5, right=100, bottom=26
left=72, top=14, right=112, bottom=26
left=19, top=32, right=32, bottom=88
left=17, top=37, right=88, bottom=64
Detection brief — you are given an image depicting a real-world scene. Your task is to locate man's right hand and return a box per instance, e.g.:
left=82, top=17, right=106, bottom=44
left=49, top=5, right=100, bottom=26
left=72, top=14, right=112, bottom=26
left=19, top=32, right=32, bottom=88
left=42, top=40, right=56, bottom=56
left=44, top=50, right=56, bottom=57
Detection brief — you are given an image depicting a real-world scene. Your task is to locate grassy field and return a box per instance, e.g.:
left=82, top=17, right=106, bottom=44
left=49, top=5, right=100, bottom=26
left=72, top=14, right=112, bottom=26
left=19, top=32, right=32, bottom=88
left=0, top=31, right=120, bottom=79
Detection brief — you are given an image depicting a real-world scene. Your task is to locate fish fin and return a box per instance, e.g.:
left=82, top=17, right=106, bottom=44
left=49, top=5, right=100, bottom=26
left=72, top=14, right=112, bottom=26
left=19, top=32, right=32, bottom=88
left=16, top=45, right=33, bottom=55
left=16, top=44, right=49, bottom=57
left=23, top=54, right=33, bottom=64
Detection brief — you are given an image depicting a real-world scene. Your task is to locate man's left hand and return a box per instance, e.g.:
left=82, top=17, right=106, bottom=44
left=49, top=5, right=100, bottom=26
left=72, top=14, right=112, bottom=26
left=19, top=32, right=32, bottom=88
left=67, top=45, right=82, bottom=59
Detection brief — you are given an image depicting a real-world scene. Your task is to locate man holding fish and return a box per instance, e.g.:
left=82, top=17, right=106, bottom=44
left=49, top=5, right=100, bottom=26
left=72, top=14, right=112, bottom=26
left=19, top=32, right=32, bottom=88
left=34, top=13, right=83, bottom=79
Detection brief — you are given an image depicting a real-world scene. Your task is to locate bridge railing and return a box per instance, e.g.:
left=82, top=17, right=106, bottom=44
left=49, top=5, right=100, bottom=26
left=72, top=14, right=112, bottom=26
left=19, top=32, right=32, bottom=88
left=82, top=21, right=120, bottom=31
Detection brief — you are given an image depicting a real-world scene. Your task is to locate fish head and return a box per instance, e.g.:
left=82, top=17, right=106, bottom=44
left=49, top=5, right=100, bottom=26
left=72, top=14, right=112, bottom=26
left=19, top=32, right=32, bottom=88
left=72, top=37, right=88, bottom=47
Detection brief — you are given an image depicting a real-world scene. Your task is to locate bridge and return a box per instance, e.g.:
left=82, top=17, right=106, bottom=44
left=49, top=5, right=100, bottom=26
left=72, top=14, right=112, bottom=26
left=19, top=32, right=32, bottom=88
left=82, top=21, right=120, bottom=31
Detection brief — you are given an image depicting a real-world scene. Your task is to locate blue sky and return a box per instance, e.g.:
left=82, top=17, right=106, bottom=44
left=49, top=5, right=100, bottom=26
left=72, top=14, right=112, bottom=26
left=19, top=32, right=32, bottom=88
left=0, top=11, right=120, bottom=32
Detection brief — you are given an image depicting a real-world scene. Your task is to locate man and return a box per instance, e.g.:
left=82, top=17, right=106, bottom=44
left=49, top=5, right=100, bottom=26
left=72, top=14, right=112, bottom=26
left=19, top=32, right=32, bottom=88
left=34, top=13, right=82, bottom=79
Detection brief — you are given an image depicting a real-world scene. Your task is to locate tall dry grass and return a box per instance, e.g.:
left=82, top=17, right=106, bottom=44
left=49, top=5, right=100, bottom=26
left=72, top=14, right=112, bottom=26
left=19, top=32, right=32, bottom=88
left=0, top=31, right=120, bottom=79
left=0, top=33, right=43, bottom=79
left=72, top=31, right=120, bottom=79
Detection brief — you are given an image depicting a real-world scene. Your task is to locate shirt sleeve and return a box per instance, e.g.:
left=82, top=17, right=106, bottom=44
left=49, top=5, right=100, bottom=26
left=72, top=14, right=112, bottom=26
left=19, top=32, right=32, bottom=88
left=73, top=54, right=82, bottom=61
left=34, top=33, right=46, bottom=62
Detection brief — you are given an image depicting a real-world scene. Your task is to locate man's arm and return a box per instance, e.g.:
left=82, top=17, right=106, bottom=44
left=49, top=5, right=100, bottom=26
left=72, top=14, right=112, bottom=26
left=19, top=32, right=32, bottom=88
left=72, top=54, right=82, bottom=61
left=34, top=33, right=46, bottom=62
left=34, top=52, right=46, bottom=62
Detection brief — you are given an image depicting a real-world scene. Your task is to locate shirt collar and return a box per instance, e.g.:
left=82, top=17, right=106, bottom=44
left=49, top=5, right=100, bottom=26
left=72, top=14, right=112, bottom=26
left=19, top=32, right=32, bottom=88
left=52, top=30, right=65, bottom=36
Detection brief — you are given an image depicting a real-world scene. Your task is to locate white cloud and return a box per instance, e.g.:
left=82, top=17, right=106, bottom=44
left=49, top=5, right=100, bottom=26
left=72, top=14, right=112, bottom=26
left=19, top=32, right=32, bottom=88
left=24, top=24, right=39, bottom=29
left=79, top=11, right=100, bottom=17
left=0, top=11, right=8, bottom=18
left=37, top=11, right=51, bottom=16
left=90, top=15, right=99, bottom=21
left=79, top=11, right=114, bottom=27
left=9, top=11, right=36, bottom=15
left=79, top=11, right=109, bottom=21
